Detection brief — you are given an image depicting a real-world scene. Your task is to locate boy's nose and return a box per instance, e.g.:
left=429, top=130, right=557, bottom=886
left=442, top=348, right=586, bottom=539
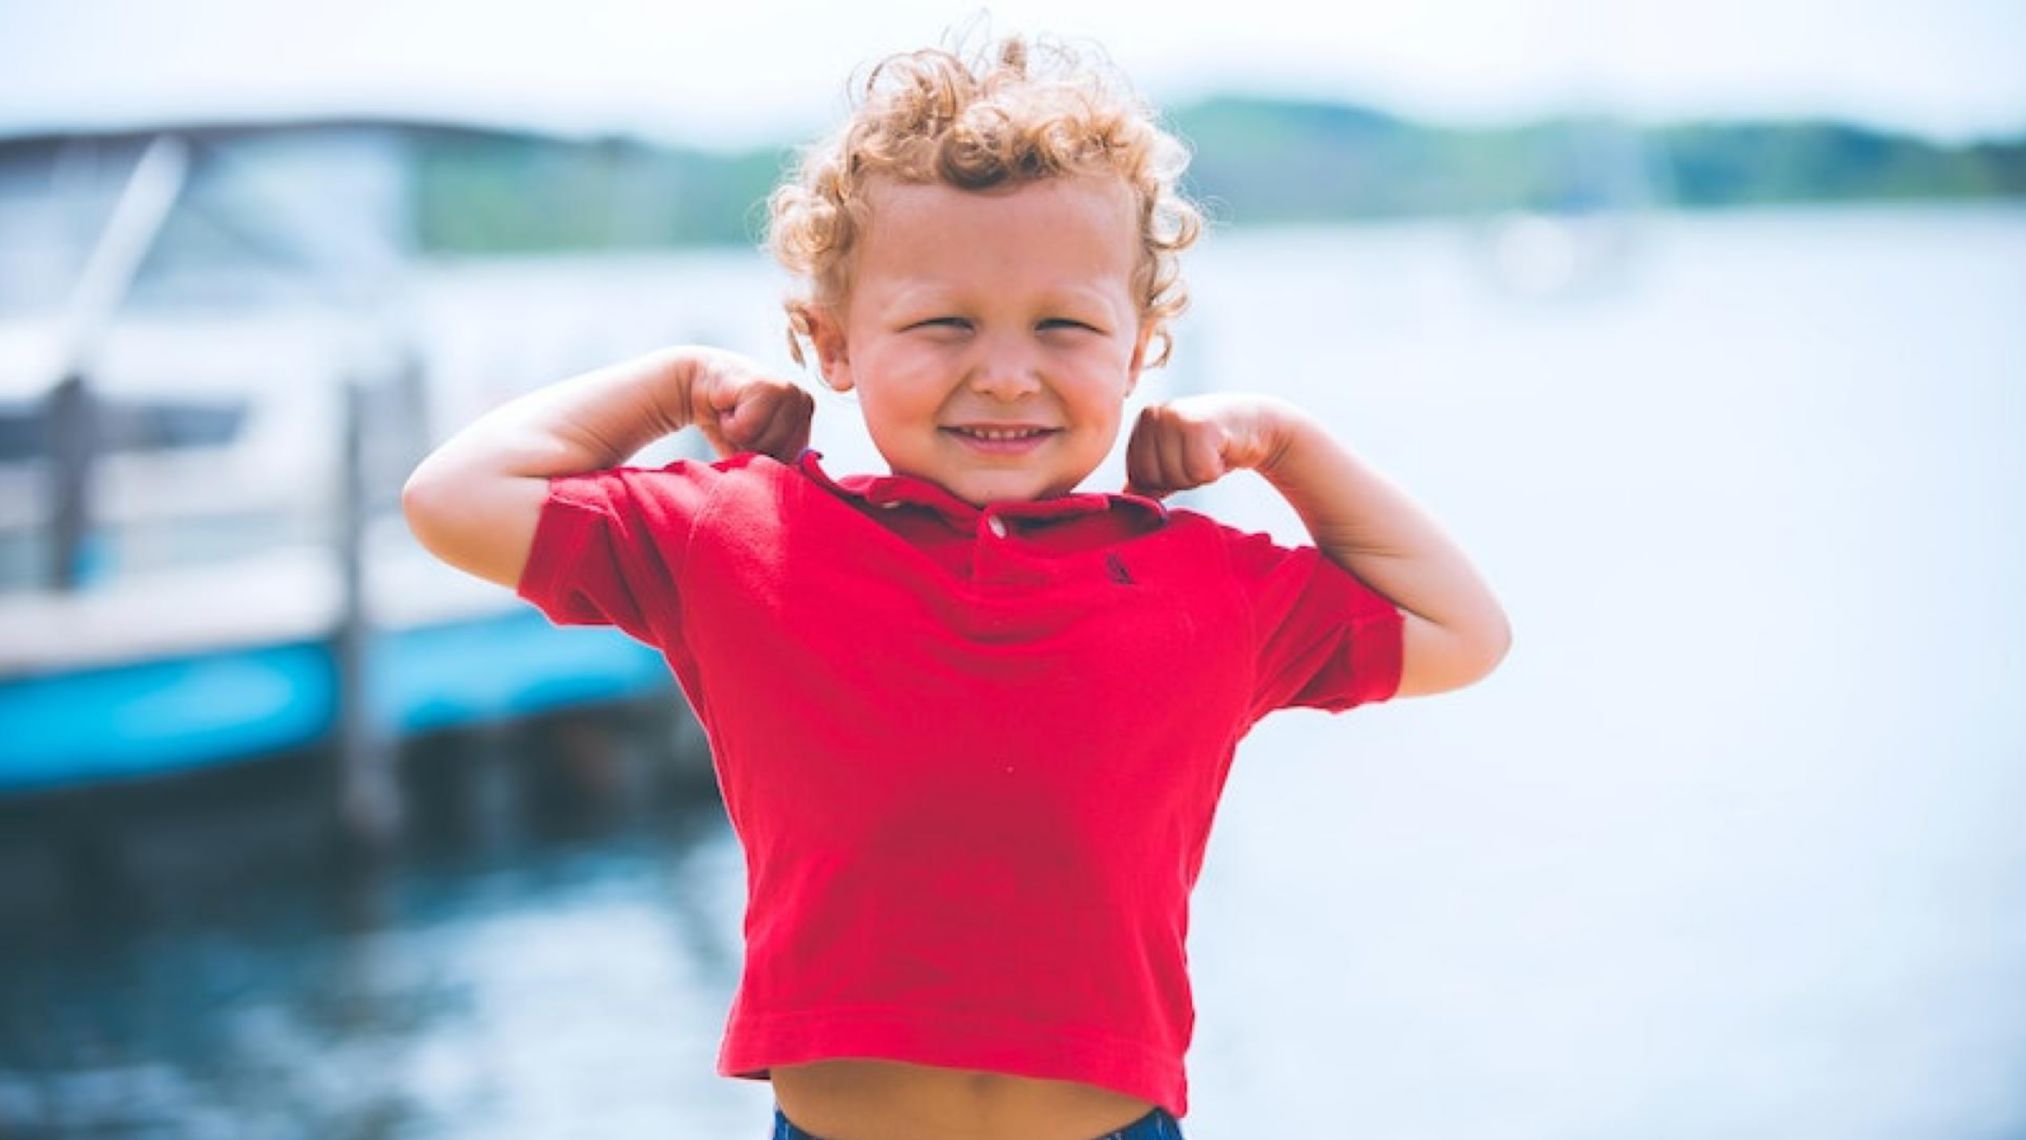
left=965, top=341, right=1043, bottom=401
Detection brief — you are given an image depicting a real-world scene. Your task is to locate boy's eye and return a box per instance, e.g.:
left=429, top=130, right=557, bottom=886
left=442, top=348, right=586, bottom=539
left=1040, top=319, right=1100, bottom=333
left=910, top=317, right=971, bottom=331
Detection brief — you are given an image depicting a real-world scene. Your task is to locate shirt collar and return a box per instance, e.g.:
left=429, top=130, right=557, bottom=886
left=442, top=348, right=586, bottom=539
left=794, top=449, right=1168, bottom=527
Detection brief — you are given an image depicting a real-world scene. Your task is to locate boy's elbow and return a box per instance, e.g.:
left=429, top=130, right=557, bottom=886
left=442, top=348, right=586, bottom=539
left=400, top=451, right=479, bottom=535
left=398, top=462, right=545, bottom=590
left=1474, top=609, right=1513, bottom=679
left=401, top=464, right=451, bottom=550
left=399, top=462, right=482, bottom=571
left=1395, top=608, right=1511, bottom=698
left=1441, top=624, right=1511, bottom=694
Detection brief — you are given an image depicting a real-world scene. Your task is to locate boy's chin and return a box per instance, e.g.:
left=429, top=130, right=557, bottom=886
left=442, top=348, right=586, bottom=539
left=878, top=452, right=1104, bottom=506
left=942, top=472, right=1077, bottom=507
left=950, top=482, right=1043, bottom=507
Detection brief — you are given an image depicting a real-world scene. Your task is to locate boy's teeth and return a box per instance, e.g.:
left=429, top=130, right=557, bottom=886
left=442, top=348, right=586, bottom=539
left=961, top=427, right=1045, bottom=440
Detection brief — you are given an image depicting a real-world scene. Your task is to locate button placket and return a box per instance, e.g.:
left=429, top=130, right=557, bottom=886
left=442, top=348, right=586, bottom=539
left=972, top=513, right=1006, bottom=584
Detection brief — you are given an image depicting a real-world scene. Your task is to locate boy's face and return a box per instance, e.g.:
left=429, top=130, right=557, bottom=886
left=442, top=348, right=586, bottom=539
left=805, top=176, right=1154, bottom=507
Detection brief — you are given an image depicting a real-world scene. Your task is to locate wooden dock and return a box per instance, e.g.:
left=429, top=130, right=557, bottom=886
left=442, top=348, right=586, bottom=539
left=0, top=520, right=675, bottom=794
left=0, top=123, right=733, bottom=818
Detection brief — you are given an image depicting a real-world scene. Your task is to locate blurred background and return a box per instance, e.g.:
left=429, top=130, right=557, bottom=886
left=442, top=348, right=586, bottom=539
left=2, top=1, right=2022, bottom=1136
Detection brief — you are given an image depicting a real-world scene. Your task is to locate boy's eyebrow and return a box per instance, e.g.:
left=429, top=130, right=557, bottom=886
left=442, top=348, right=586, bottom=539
left=876, top=282, right=954, bottom=310
left=876, top=282, right=1128, bottom=318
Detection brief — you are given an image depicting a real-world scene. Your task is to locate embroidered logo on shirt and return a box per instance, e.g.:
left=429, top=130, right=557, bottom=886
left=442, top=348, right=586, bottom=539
left=1105, top=553, right=1135, bottom=585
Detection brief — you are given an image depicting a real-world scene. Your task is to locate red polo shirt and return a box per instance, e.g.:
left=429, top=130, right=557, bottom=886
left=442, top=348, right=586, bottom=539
left=516, top=450, right=1403, bottom=1118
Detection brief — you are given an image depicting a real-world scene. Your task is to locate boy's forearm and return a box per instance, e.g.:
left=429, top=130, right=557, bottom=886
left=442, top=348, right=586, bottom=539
left=1257, top=404, right=1509, bottom=647
left=412, top=346, right=708, bottom=486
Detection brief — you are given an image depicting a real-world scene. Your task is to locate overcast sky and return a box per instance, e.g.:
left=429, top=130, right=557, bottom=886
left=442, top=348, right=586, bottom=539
left=2, top=0, right=2022, bottom=146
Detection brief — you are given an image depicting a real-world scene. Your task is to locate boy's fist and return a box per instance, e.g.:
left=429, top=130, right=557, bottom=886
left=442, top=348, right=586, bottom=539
left=691, top=355, right=814, bottom=462
left=1124, top=393, right=1292, bottom=498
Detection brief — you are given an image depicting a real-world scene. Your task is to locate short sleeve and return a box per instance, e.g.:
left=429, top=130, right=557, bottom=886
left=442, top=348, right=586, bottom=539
left=515, top=458, right=729, bottom=648
left=1220, top=526, right=1406, bottom=721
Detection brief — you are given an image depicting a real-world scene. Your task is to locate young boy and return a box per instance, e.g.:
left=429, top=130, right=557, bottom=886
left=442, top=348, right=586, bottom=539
left=403, top=35, right=1509, bottom=1140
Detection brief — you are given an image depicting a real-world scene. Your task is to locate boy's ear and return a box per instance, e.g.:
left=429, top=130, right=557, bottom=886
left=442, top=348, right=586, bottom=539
left=1125, top=320, right=1157, bottom=395
left=805, top=307, right=854, bottom=393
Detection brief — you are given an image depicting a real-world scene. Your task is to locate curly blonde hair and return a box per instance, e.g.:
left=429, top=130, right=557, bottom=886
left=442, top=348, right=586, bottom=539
left=767, top=34, right=1204, bottom=369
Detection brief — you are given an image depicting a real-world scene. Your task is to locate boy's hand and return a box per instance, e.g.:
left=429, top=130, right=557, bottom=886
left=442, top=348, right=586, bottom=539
left=1124, top=393, right=1296, bottom=498
left=689, top=353, right=815, bottom=462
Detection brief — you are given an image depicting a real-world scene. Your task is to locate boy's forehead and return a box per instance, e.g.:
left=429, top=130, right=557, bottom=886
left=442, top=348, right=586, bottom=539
left=863, top=173, right=1136, bottom=216
left=854, top=176, right=1139, bottom=278
left=854, top=175, right=1142, bottom=241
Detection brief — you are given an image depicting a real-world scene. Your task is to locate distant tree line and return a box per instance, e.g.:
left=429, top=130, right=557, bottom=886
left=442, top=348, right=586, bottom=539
left=412, top=97, right=2026, bottom=254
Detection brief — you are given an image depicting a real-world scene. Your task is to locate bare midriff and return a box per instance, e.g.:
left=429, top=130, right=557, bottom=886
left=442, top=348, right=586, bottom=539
left=770, top=1058, right=1159, bottom=1140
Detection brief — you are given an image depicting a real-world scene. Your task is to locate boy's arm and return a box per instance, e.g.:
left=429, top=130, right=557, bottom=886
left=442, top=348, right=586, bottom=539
left=1126, top=394, right=1510, bottom=698
left=401, top=345, right=811, bottom=590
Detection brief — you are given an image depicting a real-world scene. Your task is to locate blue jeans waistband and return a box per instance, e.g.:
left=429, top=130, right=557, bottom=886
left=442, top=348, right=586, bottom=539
left=772, top=1104, right=1184, bottom=1139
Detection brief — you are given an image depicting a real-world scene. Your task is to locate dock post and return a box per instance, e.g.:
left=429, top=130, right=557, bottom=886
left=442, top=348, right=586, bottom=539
left=44, top=373, right=97, bottom=592
left=333, top=373, right=401, bottom=852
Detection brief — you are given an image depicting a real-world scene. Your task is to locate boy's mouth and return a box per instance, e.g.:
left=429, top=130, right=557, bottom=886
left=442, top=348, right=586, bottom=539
left=942, top=425, right=1059, bottom=453
left=947, top=426, right=1054, bottom=441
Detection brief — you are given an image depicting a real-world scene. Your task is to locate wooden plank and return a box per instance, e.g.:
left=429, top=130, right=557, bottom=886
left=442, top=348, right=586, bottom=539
left=0, top=522, right=522, bottom=677
left=0, top=529, right=676, bottom=789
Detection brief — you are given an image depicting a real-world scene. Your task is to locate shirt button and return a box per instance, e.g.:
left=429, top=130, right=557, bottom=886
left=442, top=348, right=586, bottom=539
left=986, top=516, right=1008, bottom=538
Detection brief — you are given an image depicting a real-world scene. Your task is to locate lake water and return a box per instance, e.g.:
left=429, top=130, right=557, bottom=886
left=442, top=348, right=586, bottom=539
left=3, top=205, right=2023, bottom=1138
